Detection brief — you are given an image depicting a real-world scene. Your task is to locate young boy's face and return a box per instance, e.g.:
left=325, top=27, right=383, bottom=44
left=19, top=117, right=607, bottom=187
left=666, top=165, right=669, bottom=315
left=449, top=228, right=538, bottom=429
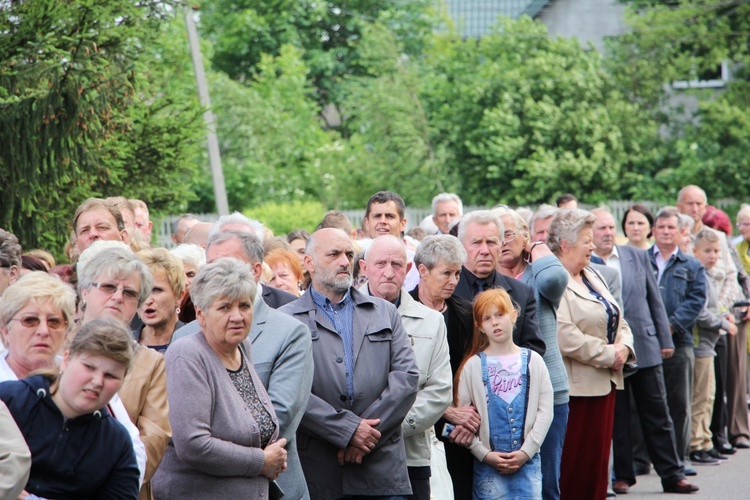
left=693, top=240, right=721, bottom=270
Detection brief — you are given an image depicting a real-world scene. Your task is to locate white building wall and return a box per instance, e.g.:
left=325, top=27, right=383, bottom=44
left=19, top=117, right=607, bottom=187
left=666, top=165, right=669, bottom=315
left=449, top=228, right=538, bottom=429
left=536, top=0, right=627, bottom=52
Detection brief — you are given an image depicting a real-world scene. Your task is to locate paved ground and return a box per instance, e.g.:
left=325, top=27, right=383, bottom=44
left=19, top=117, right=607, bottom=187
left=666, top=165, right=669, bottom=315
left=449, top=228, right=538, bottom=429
left=624, top=446, right=750, bottom=499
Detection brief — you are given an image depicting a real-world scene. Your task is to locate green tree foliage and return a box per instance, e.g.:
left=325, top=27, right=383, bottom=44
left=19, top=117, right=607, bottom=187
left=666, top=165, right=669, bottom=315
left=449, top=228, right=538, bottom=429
left=422, top=17, right=660, bottom=206
left=338, top=23, right=453, bottom=208
left=244, top=200, right=326, bottom=235
left=609, top=0, right=750, bottom=202
left=187, top=45, right=352, bottom=213
left=196, top=0, right=436, bottom=102
left=0, top=0, right=203, bottom=256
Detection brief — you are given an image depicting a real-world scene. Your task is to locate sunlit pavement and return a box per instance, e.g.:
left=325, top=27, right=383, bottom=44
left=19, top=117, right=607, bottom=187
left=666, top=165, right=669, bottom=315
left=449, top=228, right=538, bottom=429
left=625, top=441, right=750, bottom=498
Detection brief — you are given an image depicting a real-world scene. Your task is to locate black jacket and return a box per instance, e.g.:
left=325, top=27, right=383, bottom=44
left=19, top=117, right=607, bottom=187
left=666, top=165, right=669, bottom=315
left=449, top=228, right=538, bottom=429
left=452, top=266, right=546, bottom=357
left=263, top=284, right=297, bottom=309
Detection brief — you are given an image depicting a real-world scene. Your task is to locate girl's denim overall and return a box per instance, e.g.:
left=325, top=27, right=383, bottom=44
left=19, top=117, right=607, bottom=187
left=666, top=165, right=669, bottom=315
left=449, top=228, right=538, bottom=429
left=473, top=349, right=542, bottom=499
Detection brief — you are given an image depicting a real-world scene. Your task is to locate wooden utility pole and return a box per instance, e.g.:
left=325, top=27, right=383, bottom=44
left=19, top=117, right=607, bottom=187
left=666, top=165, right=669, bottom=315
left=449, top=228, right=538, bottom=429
left=184, top=3, right=229, bottom=215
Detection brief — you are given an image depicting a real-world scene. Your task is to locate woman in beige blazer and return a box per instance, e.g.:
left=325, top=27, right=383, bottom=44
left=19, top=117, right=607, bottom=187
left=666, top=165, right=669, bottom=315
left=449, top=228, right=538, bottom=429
left=549, top=209, right=635, bottom=500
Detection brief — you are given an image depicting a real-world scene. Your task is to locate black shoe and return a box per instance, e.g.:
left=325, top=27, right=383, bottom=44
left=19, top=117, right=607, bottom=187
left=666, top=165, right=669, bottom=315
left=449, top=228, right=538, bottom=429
left=706, top=448, right=729, bottom=461
left=716, top=442, right=737, bottom=455
left=689, top=450, right=720, bottom=465
left=733, top=438, right=750, bottom=449
left=684, top=466, right=697, bottom=476
left=633, top=464, right=651, bottom=476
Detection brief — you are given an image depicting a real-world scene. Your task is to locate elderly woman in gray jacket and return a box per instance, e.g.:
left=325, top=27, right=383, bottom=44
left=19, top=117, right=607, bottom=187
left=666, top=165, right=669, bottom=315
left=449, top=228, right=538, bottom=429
left=152, top=258, right=287, bottom=499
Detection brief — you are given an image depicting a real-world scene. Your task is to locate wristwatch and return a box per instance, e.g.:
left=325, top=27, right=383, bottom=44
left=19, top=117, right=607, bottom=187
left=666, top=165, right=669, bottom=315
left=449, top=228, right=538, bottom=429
left=529, top=241, right=544, bottom=252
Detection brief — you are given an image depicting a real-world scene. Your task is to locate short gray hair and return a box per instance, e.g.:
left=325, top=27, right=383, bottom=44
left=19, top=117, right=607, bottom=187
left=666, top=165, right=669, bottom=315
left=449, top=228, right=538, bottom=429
left=677, top=213, right=695, bottom=232
left=77, top=245, right=153, bottom=308
left=529, top=204, right=558, bottom=235
left=170, top=243, right=206, bottom=269
left=737, top=204, right=750, bottom=223
left=431, top=193, right=463, bottom=216
left=170, top=214, right=198, bottom=237
left=457, top=210, right=503, bottom=244
left=208, top=211, right=265, bottom=242
left=363, top=235, right=406, bottom=260
left=206, top=230, right=264, bottom=265
left=414, top=235, right=467, bottom=270
left=548, top=209, right=597, bottom=255
left=304, top=227, right=350, bottom=257
left=655, top=206, right=680, bottom=223
left=677, top=185, right=707, bottom=204
left=491, top=205, right=530, bottom=242
left=190, top=258, right=258, bottom=311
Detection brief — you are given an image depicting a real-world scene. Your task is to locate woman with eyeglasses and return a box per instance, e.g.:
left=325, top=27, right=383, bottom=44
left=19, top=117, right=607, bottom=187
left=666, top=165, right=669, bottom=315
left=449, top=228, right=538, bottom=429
left=77, top=243, right=170, bottom=500
left=0, top=269, right=148, bottom=491
left=491, top=205, right=569, bottom=500
left=0, top=272, right=75, bottom=383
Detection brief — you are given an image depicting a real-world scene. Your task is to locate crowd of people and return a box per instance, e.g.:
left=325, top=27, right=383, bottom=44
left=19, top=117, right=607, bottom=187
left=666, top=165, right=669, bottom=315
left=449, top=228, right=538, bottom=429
left=1, top=184, right=749, bottom=500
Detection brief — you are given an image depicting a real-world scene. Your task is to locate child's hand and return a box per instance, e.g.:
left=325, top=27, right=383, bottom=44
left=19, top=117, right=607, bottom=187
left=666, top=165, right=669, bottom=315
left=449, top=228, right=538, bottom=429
left=725, top=315, right=739, bottom=335
left=483, top=451, right=503, bottom=468
left=495, top=450, right=530, bottom=475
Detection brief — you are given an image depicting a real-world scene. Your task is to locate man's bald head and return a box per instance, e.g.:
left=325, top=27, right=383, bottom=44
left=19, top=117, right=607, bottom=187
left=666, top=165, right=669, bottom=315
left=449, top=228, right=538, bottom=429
left=182, top=222, right=213, bottom=248
left=677, top=185, right=707, bottom=232
left=305, top=228, right=355, bottom=300
left=361, top=235, right=408, bottom=303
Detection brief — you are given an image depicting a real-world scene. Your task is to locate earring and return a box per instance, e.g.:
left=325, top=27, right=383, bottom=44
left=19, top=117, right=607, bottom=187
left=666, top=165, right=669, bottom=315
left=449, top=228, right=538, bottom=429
left=176, top=307, right=181, bottom=315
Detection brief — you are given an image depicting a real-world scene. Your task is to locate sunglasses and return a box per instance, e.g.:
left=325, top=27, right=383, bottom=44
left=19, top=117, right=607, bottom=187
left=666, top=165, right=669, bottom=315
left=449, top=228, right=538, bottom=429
left=10, top=316, right=67, bottom=330
left=91, top=282, right=140, bottom=301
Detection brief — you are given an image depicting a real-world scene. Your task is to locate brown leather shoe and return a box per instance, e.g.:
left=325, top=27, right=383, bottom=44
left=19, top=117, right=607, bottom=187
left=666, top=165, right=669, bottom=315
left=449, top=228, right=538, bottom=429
left=663, top=479, right=699, bottom=494
left=613, top=480, right=630, bottom=494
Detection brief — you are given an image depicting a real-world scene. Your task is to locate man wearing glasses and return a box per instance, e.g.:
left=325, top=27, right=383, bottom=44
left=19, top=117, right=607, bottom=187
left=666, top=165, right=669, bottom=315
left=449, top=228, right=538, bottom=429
left=452, top=210, right=545, bottom=355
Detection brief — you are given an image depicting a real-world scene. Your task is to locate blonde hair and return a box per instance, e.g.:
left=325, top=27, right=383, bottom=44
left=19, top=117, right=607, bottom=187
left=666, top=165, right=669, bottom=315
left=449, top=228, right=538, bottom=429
left=25, top=249, right=55, bottom=269
left=0, top=272, right=76, bottom=339
left=137, top=248, right=186, bottom=298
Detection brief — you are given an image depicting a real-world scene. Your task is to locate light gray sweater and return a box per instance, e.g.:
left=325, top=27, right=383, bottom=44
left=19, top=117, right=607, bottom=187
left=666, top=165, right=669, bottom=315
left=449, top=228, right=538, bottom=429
left=152, top=333, right=279, bottom=499
left=695, top=271, right=732, bottom=358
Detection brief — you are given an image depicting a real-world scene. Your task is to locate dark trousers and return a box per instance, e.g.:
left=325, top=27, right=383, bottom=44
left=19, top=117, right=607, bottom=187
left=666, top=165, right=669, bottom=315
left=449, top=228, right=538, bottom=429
left=560, top=389, right=616, bottom=500
left=629, top=390, right=651, bottom=472
left=406, top=467, right=430, bottom=500
left=436, top=417, right=473, bottom=500
left=613, top=365, right=685, bottom=488
left=711, top=336, right=729, bottom=447
left=662, top=346, right=695, bottom=459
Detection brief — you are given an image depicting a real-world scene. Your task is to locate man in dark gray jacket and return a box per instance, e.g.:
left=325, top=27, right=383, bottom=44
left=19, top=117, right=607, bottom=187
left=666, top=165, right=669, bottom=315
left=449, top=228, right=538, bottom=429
left=281, top=228, right=419, bottom=499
